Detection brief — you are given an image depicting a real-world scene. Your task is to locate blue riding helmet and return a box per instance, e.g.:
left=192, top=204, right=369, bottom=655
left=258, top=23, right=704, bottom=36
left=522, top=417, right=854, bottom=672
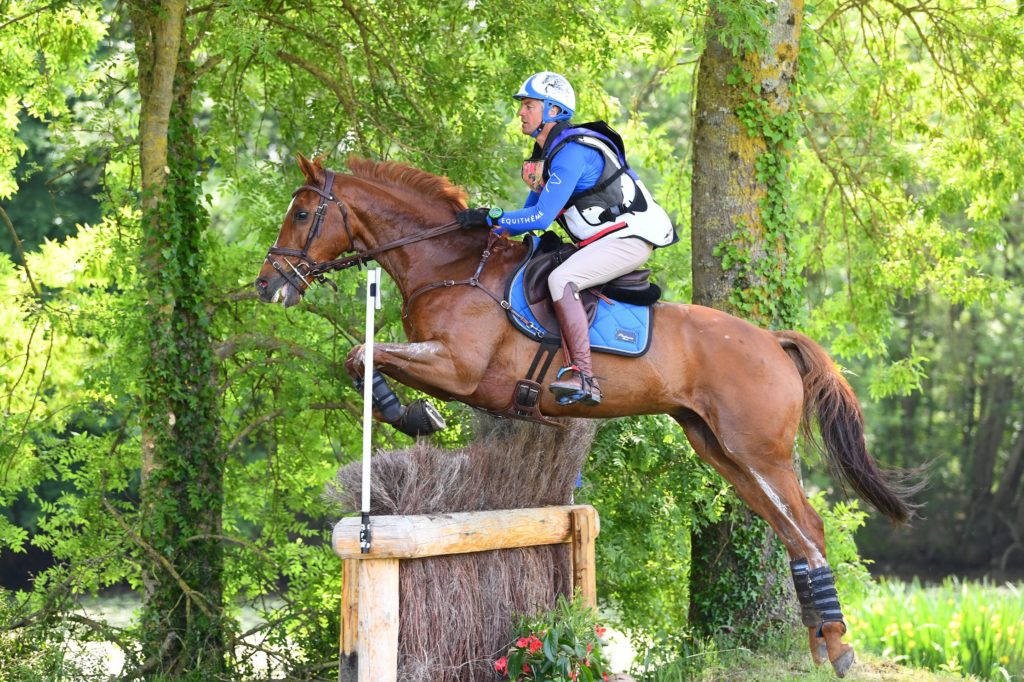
left=514, top=72, right=575, bottom=126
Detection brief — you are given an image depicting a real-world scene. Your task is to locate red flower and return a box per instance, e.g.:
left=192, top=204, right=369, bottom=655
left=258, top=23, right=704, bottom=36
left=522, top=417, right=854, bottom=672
left=528, top=636, right=543, bottom=653
left=586, top=643, right=593, bottom=653
left=568, top=672, right=578, bottom=681
left=494, top=656, right=508, bottom=674
left=603, top=674, right=609, bottom=682
left=595, top=625, right=608, bottom=638
left=522, top=663, right=530, bottom=673
left=516, top=637, right=529, bottom=649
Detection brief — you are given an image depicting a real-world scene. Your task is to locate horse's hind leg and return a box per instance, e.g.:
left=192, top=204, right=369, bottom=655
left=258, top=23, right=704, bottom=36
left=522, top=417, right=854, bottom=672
left=674, top=413, right=855, bottom=677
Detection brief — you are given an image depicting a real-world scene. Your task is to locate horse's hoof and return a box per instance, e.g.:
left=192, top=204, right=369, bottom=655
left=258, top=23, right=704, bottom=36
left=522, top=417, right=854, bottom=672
left=393, top=399, right=446, bottom=437
left=830, top=646, right=855, bottom=678
left=808, top=630, right=827, bottom=666
left=813, top=640, right=828, bottom=666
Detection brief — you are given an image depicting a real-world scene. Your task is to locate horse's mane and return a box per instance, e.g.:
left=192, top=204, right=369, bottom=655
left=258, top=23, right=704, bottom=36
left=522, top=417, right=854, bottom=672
left=346, top=157, right=468, bottom=212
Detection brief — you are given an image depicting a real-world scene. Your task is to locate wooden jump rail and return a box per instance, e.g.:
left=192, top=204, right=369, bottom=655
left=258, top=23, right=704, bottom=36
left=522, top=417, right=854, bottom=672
left=332, top=504, right=600, bottom=682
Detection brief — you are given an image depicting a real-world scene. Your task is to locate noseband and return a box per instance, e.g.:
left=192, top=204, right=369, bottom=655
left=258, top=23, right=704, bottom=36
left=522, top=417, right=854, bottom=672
left=265, top=169, right=465, bottom=295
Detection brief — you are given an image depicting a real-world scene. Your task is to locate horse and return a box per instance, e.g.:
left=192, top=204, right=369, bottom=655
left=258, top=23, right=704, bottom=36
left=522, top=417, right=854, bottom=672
left=255, top=153, right=917, bottom=677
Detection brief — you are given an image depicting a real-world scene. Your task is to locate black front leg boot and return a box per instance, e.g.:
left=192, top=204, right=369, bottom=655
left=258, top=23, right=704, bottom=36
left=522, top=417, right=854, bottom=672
left=353, top=370, right=404, bottom=423
left=353, top=372, right=446, bottom=437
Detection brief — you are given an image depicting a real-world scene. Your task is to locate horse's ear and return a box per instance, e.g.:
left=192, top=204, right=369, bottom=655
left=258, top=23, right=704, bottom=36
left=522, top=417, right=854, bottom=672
left=295, top=153, right=322, bottom=184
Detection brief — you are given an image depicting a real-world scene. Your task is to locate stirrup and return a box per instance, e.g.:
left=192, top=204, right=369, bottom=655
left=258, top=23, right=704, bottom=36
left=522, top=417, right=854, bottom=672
left=551, top=366, right=601, bottom=406
left=555, top=364, right=581, bottom=380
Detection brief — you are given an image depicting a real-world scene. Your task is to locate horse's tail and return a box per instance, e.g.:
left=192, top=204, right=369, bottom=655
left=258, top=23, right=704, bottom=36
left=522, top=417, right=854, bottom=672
left=774, top=330, right=921, bottom=525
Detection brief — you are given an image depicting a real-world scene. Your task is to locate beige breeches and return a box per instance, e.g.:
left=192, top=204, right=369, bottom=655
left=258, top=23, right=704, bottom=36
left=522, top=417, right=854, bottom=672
left=548, top=237, right=654, bottom=301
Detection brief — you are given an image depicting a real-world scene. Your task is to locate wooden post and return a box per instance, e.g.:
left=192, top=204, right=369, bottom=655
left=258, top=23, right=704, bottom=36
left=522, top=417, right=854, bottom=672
left=570, top=506, right=598, bottom=608
left=356, top=558, right=399, bottom=682
left=339, top=558, right=359, bottom=681
left=335, top=505, right=599, bottom=681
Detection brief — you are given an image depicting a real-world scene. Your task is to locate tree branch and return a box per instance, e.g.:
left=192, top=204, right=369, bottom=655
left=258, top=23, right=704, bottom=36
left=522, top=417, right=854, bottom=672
left=226, top=408, right=284, bottom=452
left=798, top=110, right=877, bottom=238
left=0, top=205, right=41, bottom=296
left=100, top=498, right=216, bottom=619
left=275, top=50, right=352, bottom=108
left=0, top=0, right=69, bottom=31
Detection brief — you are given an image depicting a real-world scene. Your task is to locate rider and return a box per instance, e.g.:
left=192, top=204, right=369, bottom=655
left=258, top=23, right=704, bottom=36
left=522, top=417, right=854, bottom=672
left=456, top=71, right=676, bottom=406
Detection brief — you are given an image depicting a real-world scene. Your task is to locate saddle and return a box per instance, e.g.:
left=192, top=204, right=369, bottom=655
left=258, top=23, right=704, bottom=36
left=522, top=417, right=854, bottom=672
left=491, top=233, right=661, bottom=426
left=520, top=231, right=661, bottom=334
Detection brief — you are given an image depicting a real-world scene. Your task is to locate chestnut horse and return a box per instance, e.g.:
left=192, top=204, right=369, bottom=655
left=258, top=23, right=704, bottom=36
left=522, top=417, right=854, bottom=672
left=255, top=154, right=916, bottom=677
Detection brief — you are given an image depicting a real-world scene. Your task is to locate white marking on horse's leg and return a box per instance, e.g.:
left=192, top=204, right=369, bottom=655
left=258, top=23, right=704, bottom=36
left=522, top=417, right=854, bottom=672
left=751, top=471, right=824, bottom=565
left=379, top=341, right=445, bottom=370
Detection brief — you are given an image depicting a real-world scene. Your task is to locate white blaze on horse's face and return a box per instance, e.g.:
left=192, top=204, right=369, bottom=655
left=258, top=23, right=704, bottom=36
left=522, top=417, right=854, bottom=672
left=275, top=197, right=297, bottom=249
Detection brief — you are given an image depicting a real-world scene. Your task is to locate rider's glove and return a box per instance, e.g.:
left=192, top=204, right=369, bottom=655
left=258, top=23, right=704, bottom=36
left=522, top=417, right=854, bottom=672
left=456, top=207, right=504, bottom=230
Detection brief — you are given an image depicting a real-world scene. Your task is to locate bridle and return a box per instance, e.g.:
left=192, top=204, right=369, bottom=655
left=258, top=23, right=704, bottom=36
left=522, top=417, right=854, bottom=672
left=264, top=167, right=537, bottom=330
left=265, top=170, right=352, bottom=292
left=264, top=169, right=465, bottom=293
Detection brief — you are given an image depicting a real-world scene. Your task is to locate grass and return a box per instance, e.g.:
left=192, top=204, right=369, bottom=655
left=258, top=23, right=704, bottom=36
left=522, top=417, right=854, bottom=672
left=629, top=625, right=973, bottom=681
left=846, top=578, right=1023, bottom=681
left=622, top=578, right=1022, bottom=681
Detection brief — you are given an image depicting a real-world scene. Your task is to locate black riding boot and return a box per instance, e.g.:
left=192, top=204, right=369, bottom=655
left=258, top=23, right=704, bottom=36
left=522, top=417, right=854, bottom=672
left=549, top=284, right=602, bottom=406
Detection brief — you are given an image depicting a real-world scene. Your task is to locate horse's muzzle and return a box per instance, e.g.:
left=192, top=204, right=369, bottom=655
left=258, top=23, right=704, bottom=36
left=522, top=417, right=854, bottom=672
left=255, top=275, right=301, bottom=307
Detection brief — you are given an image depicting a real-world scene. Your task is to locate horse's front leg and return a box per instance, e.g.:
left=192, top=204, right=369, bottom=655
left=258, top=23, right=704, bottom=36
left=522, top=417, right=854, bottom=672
left=344, top=340, right=478, bottom=437
left=345, top=339, right=483, bottom=396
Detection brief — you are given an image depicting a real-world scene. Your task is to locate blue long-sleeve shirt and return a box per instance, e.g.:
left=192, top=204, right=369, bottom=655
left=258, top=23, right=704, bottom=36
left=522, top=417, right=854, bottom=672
left=496, top=142, right=604, bottom=236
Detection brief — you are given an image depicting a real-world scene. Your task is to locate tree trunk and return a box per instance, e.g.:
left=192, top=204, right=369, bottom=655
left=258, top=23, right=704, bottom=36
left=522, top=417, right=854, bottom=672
left=130, top=1, right=226, bottom=676
left=962, top=372, right=1014, bottom=566
left=993, top=425, right=1024, bottom=514
left=689, top=0, right=804, bottom=640
left=968, top=373, right=1012, bottom=501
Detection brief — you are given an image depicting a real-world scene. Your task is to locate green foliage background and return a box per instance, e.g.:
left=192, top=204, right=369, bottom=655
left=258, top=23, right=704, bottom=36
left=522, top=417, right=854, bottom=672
left=1, top=0, right=1023, bottom=677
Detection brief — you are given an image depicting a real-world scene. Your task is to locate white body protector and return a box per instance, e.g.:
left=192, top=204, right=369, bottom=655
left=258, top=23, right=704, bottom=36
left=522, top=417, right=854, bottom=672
left=548, top=130, right=676, bottom=248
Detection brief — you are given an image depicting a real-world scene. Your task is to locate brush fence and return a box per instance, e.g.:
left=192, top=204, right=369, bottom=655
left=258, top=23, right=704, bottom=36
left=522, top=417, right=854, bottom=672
left=332, top=504, right=600, bottom=681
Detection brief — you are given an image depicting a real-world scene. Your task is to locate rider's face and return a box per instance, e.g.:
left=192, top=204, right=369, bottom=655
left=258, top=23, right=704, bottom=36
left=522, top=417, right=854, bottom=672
left=518, top=98, right=544, bottom=135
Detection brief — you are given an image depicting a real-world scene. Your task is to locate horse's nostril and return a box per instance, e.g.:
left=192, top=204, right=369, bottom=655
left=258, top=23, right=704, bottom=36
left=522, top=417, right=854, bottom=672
left=256, top=278, right=268, bottom=290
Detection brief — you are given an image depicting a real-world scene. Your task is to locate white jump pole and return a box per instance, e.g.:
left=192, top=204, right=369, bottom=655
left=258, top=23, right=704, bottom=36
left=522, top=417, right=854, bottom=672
left=360, top=267, right=382, bottom=553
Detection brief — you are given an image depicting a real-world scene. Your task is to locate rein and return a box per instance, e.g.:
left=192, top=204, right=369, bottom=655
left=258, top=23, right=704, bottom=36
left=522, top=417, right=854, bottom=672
left=311, top=219, right=463, bottom=277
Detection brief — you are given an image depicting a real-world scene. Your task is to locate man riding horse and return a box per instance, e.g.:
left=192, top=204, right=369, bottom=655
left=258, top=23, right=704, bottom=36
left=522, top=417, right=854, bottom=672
left=456, top=72, right=677, bottom=407
left=255, top=73, right=920, bottom=677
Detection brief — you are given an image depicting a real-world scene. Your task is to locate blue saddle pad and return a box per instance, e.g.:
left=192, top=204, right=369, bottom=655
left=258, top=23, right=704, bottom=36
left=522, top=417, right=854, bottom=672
left=505, top=236, right=652, bottom=357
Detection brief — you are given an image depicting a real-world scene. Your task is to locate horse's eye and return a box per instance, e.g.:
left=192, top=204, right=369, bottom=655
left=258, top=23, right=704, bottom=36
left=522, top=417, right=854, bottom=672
left=295, top=210, right=309, bottom=220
